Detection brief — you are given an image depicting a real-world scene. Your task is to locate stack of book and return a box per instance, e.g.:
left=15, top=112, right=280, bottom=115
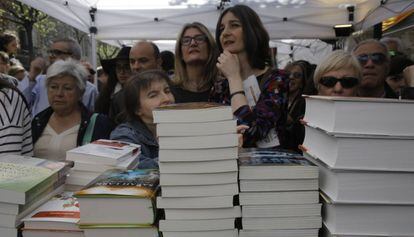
left=301, top=96, right=414, bottom=236
left=74, top=169, right=160, bottom=237
left=22, top=192, right=83, bottom=237
left=154, top=102, right=240, bottom=237
left=65, top=139, right=140, bottom=191
left=238, top=148, right=321, bottom=237
left=0, top=155, right=69, bottom=237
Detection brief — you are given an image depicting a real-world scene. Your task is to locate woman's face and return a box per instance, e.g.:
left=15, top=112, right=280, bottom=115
left=219, top=12, right=245, bottom=54
left=288, top=65, right=304, bottom=93
left=137, top=80, right=175, bottom=124
left=115, top=59, right=132, bottom=86
left=318, top=68, right=359, bottom=97
left=181, top=27, right=209, bottom=65
left=47, top=75, right=81, bottom=113
left=6, top=39, right=18, bottom=54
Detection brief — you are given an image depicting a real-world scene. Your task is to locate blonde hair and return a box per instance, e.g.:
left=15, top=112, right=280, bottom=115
left=173, top=22, right=219, bottom=90
left=313, top=50, right=362, bottom=86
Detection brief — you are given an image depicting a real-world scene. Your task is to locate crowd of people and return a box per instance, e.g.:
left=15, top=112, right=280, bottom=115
left=1, top=5, right=413, bottom=168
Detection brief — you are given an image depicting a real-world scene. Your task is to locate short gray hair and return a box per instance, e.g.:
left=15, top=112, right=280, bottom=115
left=46, top=59, right=87, bottom=95
left=314, top=50, right=362, bottom=86
left=380, top=37, right=405, bottom=52
left=52, top=38, right=82, bottom=60
left=352, top=39, right=389, bottom=58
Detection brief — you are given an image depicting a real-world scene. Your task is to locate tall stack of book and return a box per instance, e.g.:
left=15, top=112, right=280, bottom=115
left=0, top=155, right=69, bottom=237
left=238, top=148, right=321, bottom=237
left=65, top=139, right=140, bottom=191
left=74, top=169, right=160, bottom=237
left=22, top=192, right=83, bottom=237
left=154, top=102, right=240, bottom=237
left=301, top=96, right=414, bottom=236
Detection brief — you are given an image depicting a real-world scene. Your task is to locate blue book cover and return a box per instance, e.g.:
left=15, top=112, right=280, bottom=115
left=238, top=148, right=314, bottom=166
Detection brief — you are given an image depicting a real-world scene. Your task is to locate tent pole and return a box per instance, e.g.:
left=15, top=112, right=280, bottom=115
left=89, top=7, right=98, bottom=86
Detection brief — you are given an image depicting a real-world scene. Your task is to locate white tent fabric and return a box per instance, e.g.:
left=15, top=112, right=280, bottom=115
left=18, top=0, right=414, bottom=41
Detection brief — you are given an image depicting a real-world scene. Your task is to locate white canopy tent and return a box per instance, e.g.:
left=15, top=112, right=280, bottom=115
left=17, top=0, right=414, bottom=68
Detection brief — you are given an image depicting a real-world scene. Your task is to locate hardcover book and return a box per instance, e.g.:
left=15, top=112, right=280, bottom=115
left=75, top=169, right=159, bottom=225
left=66, top=139, right=140, bottom=165
left=157, top=120, right=237, bottom=137
left=153, top=102, right=233, bottom=123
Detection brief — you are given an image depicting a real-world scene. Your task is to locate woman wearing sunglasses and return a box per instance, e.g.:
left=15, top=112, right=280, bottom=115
left=171, top=22, right=219, bottom=103
left=313, top=50, right=362, bottom=97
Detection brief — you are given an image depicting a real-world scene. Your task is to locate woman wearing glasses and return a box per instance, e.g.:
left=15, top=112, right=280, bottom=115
left=313, top=50, right=362, bottom=97
left=171, top=22, right=219, bottom=103
left=210, top=5, right=288, bottom=148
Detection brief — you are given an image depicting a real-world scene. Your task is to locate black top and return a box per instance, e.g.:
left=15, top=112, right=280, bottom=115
left=170, top=84, right=211, bottom=103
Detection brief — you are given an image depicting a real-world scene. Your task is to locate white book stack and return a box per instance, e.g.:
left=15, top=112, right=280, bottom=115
left=302, top=96, right=414, bottom=236
left=65, top=139, right=140, bottom=191
left=154, top=102, right=239, bottom=237
left=0, top=155, right=69, bottom=237
left=237, top=148, right=321, bottom=237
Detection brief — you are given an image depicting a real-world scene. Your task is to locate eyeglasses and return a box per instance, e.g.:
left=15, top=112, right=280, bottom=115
left=289, top=72, right=303, bottom=79
left=47, top=49, right=72, bottom=57
left=115, top=63, right=131, bottom=72
left=181, top=35, right=207, bottom=46
left=319, top=76, right=359, bottom=88
left=356, top=53, right=387, bottom=66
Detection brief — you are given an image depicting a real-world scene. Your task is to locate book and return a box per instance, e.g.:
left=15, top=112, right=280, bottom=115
left=242, top=216, right=322, bottom=230
left=239, top=191, right=319, bottom=205
left=303, top=95, right=414, bottom=136
left=240, top=179, right=318, bottom=192
left=0, top=155, right=67, bottom=204
left=241, top=204, right=321, bottom=218
left=21, top=229, right=84, bottom=237
left=72, top=155, right=139, bottom=173
left=308, top=155, right=414, bottom=204
left=0, top=185, right=64, bottom=228
left=159, top=147, right=238, bottom=162
left=161, top=183, right=239, bottom=197
left=157, top=196, right=235, bottom=209
left=320, top=225, right=387, bottom=237
left=302, top=125, right=414, bottom=171
left=159, top=218, right=235, bottom=231
left=82, top=226, right=158, bottom=237
left=239, top=228, right=319, bottom=237
left=159, top=159, right=238, bottom=174
left=153, top=102, right=233, bottom=123
left=238, top=148, right=318, bottom=180
left=74, top=169, right=159, bottom=225
left=160, top=172, right=238, bottom=186
left=322, top=195, right=414, bottom=236
left=164, top=206, right=241, bottom=220
left=157, top=120, right=237, bottom=137
left=158, top=133, right=239, bottom=149
left=0, top=227, right=17, bottom=237
left=66, top=139, right=140, bottom=165
left=162, top=229, right=238, bottom=237
left=22, top=192, right=80, bottom=231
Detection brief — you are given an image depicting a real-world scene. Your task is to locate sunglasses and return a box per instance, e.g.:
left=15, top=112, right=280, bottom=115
left=356, top=53, right=387, bottom=66
left=47, top=49, right=72, bottom=57
left=289, top=72, right=303, bottom=79
left=181, top=35, right=207, bottom=46
left=319, top=76, right=359, bottom=88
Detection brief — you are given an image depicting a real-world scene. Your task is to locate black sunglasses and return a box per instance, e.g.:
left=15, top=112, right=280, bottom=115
left=47, top=49, right=72, bottom=57
left=181, top=35, right=207, bottom=46
left=319, top=76, right=359, bottom=88
left=356, top=53, right=387, bottom=66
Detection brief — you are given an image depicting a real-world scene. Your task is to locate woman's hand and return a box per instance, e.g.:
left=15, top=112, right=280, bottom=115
left=217, top=50, right=242, bottom=83
left=236, top=124, right=249, bottom=147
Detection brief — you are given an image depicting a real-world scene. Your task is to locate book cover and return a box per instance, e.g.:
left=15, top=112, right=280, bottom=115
left=66, top=139, right=140, bottom=165
left=239, top=148, right=314, bottom=166
left=0, top=155, right=67, bottom=204
left=74, top=169, right=159, bottom=199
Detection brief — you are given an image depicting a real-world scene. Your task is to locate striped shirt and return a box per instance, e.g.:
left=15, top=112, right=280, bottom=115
left=0, top=87, right=33, bottom=156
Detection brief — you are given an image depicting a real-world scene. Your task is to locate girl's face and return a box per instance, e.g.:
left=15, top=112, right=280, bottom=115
left=219, top=12, right=245, bottom=54
left=6, top=39, right=18, bottom=54
left=288, top=65, right=304, bottom=93
left=136, top=80, right=175, bottom=124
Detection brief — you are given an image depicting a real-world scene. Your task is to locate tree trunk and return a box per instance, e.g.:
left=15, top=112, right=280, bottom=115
left=24, top=23, right=34, bottom=62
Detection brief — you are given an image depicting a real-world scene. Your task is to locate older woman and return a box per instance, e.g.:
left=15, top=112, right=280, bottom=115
left=171, top=22, right=219, bottom=103
left=314, top=50, right=362, bottom=97
left=32, top=59, right=113, bottom=161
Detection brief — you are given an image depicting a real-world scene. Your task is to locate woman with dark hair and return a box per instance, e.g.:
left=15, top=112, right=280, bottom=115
left=210, top=4, right=288, bottom=148
left=110, top=70, right=175, bottom=168
left=0, top=79, right=33, bottom=155
left=171, top=22, right=219, bottom=103
left=0, top=32, right=20, bottom=65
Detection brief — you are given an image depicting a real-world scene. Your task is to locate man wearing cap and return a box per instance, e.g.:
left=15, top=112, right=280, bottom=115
left=352, top=39, right=397, bottom=98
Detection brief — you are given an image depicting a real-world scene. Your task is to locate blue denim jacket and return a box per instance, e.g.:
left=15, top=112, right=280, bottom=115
left=110, top=119, right=159, bottom=169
